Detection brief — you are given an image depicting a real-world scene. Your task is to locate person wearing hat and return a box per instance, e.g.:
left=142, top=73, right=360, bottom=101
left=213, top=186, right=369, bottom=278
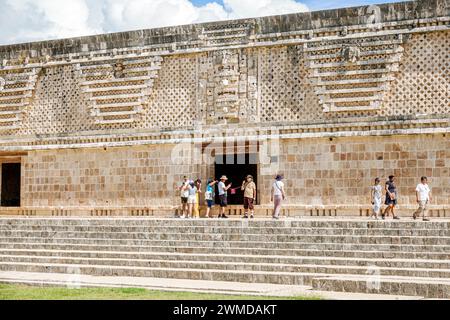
left=218, top=175, right=232, bottom=218
left=271, top=174, right=286, bottom=219
left=382, top=175, right=400, bottom=220
left=241, top=175, right=256, bottom=219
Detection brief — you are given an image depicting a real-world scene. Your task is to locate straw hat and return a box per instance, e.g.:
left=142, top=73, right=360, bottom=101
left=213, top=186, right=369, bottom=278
left=220, top=175, right=228, bottom=181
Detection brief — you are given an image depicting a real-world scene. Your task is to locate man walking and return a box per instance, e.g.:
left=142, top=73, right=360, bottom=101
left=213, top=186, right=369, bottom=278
left=382, top=175, right=400, bottom=220
left=413, top=176, right=432, bottom=221
left=218, top=175, right=232, bottom=218
left=241, top=175, right=256, bottom=219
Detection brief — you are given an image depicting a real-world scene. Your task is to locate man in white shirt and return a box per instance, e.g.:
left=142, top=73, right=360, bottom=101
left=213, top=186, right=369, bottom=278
left=413, top=176, right=432, bottom=221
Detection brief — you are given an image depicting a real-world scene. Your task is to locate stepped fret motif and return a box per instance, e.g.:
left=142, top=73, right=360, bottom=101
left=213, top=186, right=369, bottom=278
left=304, top=34, right=405, bottom=113
left=75, top=56, right=162, bottom=125
left=0, top=67, right=41, bottom=131
left=200, top=22, right=254, bottom=47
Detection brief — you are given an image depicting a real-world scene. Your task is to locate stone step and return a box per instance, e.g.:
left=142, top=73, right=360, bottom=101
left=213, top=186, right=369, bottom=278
left=0, top=237, right=450, bottom=253
left=1, top=231, right=449, bottom=245
left=1, top=243, right=448, bottom=260
left=1, top=225, right=449, bottom=236
left=311, top=275, right=450, bottom=299
left=0, top=217, right=447, bottom=298
left=2, top=261, right=449, bottom=298
left=1, top=218, right=448, bottom=229
left=0, top=261, right=317, bottom=285
left=1, top=226, right=449, bottom=237
left=1, top=249, right=449, bottom=270
left=2, top=255, right=450, bottom=279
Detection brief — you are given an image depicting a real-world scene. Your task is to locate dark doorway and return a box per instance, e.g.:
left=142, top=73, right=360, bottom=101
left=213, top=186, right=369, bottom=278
left=214, top=154, right=257, bottom=205
left=1, top=163, right=21, bottom=207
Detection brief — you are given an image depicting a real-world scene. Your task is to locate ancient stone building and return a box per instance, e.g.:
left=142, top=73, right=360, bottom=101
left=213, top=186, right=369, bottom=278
left=0, top=0, right=448, bottom=216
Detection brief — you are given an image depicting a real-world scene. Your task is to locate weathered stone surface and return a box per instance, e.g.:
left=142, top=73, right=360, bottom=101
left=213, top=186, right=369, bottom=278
left=0, top=0, right=448, bottom=214
left=0, top=217, right=450, bottom=298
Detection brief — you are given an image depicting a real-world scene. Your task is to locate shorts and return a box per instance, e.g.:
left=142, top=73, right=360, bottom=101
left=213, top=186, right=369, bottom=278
left=219, top=194, right=227, bottom=207
left=187, top=195, right=196, bottom=204
left=385, top=195, right=397, bottom=206
left=244, top=197, right=254, bottom=210
left=181, top=197, right=188, bottom=204
left=206, top=200, right=214, bottom=208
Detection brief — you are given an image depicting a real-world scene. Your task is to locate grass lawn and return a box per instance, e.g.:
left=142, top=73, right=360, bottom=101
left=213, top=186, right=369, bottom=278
left=0, top=283, right=321, bottom=300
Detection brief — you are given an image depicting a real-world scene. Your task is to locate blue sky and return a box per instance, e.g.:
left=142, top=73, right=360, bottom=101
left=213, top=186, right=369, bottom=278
left=192, top=0, right=403, bottom=11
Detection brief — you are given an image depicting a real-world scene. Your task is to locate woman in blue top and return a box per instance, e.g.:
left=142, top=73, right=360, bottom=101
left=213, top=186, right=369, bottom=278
left=205, top=178, right=218, bottom=218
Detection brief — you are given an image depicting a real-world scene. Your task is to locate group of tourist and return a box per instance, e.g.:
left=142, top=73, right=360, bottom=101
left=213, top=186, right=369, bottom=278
left=177, top=174, right=286, bottom=219
left=370, top=175, right=432, bottom=221
left=178, top=173, right=432, bottom=221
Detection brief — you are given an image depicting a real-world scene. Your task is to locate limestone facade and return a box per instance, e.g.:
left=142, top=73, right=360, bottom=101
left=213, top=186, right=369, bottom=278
left=0, top=0, right=448, bottom=216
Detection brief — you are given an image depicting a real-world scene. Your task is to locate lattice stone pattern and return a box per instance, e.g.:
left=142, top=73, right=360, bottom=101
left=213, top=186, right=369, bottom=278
left=2, top=31, right=449, bottom=137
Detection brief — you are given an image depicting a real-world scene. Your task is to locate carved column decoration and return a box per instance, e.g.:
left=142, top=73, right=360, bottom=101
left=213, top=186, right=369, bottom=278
left=198, top=49, right=259, bottom=125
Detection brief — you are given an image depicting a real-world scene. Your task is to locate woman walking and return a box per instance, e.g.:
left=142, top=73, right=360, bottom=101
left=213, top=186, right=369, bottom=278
left=370, top=177, right=382, bottom=220
left=271, top=175, right=286, bottom=220
left=382, top=175, right=400, bottom=220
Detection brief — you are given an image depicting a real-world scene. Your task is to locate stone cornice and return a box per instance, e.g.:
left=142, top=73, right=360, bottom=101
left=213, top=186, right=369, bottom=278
left=0, top=1, right=449, bottom=67
left=0, top=116, right=448, bottom=151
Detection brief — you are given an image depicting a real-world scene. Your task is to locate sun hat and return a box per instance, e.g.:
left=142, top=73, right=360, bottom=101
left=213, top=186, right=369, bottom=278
left=220, top=175, right=228, bottom=181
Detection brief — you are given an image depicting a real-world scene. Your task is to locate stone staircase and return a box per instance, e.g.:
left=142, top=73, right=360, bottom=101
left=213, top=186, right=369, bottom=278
left=0, top=217, right=449, bottom=298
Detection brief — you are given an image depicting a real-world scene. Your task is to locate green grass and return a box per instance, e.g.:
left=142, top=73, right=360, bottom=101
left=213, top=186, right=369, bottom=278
left=0, top=283, right=321, bottom=300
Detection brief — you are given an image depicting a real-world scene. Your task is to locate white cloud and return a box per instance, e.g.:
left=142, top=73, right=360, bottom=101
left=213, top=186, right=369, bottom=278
left=0, top=0, right=309, bottom=45
left=223, top=0, right=309, bottom=19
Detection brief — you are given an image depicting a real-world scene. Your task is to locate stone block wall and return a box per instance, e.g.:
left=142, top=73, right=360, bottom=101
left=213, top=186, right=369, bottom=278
left=15, top=132, right=449, bottom=211
left=21, top=145, right=198, bottom=208
left=257, top=134, right=450, bottom=208
left=0, top=0, right=448, bottom=215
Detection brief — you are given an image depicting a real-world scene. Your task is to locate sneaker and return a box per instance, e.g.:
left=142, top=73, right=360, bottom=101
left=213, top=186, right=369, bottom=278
left=180, top=215, right=185, bottom=219
left=393, top=216, right=400, bottom=220
left=243, top=214, right=248, bottom=219
left=413, top=213, right=417, bottom=220
left=381, top=215, right=385, bottom=220
left=222, top=215, right=228, bottom=219
left=250, top=214, right=254, bottom=219
left=423, top=218, right=430, bottom=222
left=272, top=216, right=279, bottom=220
